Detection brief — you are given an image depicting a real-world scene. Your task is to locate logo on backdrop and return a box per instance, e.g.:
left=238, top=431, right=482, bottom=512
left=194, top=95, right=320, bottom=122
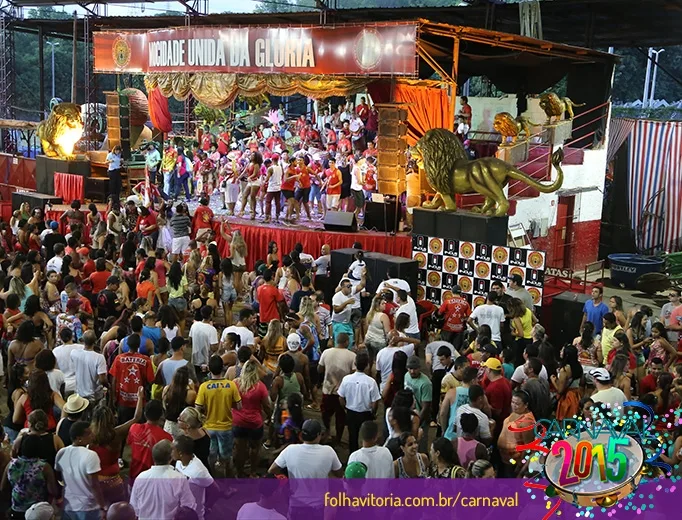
left=113, top=35, right=132, bottom=69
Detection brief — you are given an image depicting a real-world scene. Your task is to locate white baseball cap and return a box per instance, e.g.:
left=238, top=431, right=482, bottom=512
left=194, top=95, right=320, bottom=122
left=287, top=332, right=301, bottom=351
left=25, top=503, right=54, bottom=520
left=589, top=367, right=611, bottom=383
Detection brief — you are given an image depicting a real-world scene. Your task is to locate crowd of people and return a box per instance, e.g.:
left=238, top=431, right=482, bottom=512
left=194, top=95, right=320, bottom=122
left=1, top=117, right=682, bottom=519
left=123, top=98, right=380, bottom=228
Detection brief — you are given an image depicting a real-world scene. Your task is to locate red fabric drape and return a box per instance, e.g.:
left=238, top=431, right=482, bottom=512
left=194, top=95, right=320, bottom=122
left=367, top=80, right=391, bottom=104
left=53, top=173, right=84, bottom=205
left=394, top=83, right=453, bottom=146
left=210, top=220, right=411, bottom=271
left=148, top=87, right=173, bottom=133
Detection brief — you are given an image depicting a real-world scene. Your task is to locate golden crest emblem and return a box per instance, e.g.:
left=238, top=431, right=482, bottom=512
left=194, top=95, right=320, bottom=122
left=354, top=29, right=382, bottom=71
left=113, top=36, right=132, bottom=69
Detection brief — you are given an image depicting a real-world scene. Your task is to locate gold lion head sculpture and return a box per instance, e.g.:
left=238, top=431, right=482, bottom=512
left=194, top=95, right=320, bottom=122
left=37, top=102, right=84, bottom=159
left=539, top=93, right=564, bottom=118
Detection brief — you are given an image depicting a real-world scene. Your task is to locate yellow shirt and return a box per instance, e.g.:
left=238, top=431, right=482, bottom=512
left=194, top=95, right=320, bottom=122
left=601, top=325, right=623, bottom=361
left=195, top=377, right=242, bottom=430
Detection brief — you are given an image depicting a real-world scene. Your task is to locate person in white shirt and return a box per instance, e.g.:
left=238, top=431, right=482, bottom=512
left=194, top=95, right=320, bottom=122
left=454, top=385, right=493, bottom=445
left=189, top=305, right=219, bottom=373
left=510, top=342, right=548, bottom=388
left=507, top=274, right=535, bottom=311
left=467, top=292, right=506, bottom=343
left=395, top=290, right=420, bottom=339
left=173, top=436, right=213, bottom=520
left=375, top=340, right=415, bottom=393
left=338, top=351, right=381, bottom=453
left=46, top=244, right=66, bottom=274
left=130, top=439, right=196, bottom=520
left=312, top=245, right=331, bottom=294
left=70, top=330, right=107, bottom=401
left=220, top=308, right=256, bottom=348
left=332, top=277, right=364, bottom=348
left=589, top=368, right=627, bottom=412
left=53, top=328, right=84, bottom=396
left=236, top=476, right=286, bottom=520
left=376, top=266, right=411, bottom=301
left=55, top=421, right=107, bottom=518
left=348, top=420, right=393, bottom=478
left=269, top=419, right=342, bottom=516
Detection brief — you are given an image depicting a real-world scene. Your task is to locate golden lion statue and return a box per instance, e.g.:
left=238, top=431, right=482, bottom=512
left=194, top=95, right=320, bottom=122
left=37, top=103, right=84, bottom=159
left=539, top=93, right=585, bottom=123
left=493, top=112, right=540, bottom=144
left=414, top=129, right=564, bottom=216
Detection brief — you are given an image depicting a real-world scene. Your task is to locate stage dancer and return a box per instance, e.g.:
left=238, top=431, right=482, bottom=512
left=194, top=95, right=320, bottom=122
left=238, top=152, right=263, bottom=220
left=264, top=154, right=283, bottom=224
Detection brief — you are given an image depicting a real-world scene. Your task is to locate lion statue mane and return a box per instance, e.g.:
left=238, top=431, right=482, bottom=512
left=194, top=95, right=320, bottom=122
left=37, top=102, right=84, bottom=159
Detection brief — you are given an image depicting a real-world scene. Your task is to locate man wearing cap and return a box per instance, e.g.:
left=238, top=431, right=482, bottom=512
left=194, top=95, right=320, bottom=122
left=285, top=332, right=311, bottom=392
left=482, top=356, right=511, bottom=437
left=589, top=367, right=626, bottom=411
left=405, top=355, right=432, bottom=451
left=55, top=298, right=83, bottom=346
left=42, top=217, right=65, bottom=261
left=467, top=291, right=505, bottom=344
left=318, top=332, right=356, bottom=445
left=507, top=274, right=534, bottom=312
left=269, top=418, right=343, bottom=516
left=24, top=502, right=55, bottom=520
left=57, top=393, right=89, bottom=446
left=437, top=285, right=471, bottom=350
left=337, top=351, right=380, bottom=453
left=46, top=243, right=66, bottom=273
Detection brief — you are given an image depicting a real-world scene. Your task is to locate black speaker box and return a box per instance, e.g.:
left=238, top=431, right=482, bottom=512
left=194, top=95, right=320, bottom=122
left=12, top=191, right=62, bottom=212
left=549, top=291, right=591, bottom=348
left=412, top=208, right=508, bottom=246
left=83, top=177, right=109, bottom=202
left=36, top=155, right=91, bottom=195
left=323, top=211, right=357, bottom=232
left=328, top=248, right=418, bottom=302
left=364, top=200, right=400, bottom=233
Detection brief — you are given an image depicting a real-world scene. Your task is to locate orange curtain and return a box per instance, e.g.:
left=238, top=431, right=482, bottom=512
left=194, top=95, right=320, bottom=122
left=394, top=83, right=453, bottom=146
left=147, top=87, right=173, bottom=133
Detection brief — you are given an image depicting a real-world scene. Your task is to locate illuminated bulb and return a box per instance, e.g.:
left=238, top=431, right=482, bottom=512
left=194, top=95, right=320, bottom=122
left=53, top=125, right=84, bottom=157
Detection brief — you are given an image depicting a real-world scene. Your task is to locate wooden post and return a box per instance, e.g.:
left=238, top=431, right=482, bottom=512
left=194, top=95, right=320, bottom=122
left=71, top=12, right=77, bottom=103
left=450, top=37, right=460, bottom=131
left=38, top=26, right=45, bottom=118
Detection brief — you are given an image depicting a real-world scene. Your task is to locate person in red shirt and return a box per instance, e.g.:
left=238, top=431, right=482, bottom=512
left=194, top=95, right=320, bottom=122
left=482, top=357, right=511, bottom=437
left=109, top=334, right=155, bottom=420
left=81, top=248, right=96, bottom=279
left=88, top=258, right=112, bottom=294
left=281, top=162, right=301, bottom=224
left=304, top=122, right=321, bottom=147
left=640, top=357, right=664, bottom=395
left=324, top=157, right=342, bottom=211
left=362, top=158, right=377, bottom=199
left=256, top=269, right=285, bottom=338
left=324, top=123, right=337, bottom=152
left=365, top=106, right=378, bottom=141
left=337, top=131, right=352, bottom=154
left=135, top=207, right=158, bottom=248
left=437, top=286, right=471, bottom=350
left=363, top=141, right=378, bottom=158
left=293, top=156, right=313, bottom=221
left=127, top=399, right=172, bottom=483
left=265, top=133, right=284, bottom=153
left=193, top=197, right=214, bottom=242
left=200, top=125, right=214, bottom=151
left=217, top=124, right=230, bottom=156
left=380, top=291, right=399, bottom=329
left=356, top=96, right=370, bottom=123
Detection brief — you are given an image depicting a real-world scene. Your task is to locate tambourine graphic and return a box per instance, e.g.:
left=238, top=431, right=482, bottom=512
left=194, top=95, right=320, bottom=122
left=460, top=242, right=474, bottom=259
left=544, top=432, right=644, bottom=508
left=509, top=266, right=525, bottom=280
left=429, top=238, right=443, bottom=254
left=416, top=286, right=425, bottom=300
left=427, top=271, right=441, bottom=287
left=528, top=287, right=541, bottom=305
left=493, top=246, right=508, bottom=264
left=458, top=276, right=472, bottom=293
left=442, top=290, right=454, bottom=301
left=475, top=262, right=490, bottom=278
left=473, top=295, right=486, bottom=307
left=528, top=251, right=544, bottom=269
left=413, top=252, right=426, bottom=268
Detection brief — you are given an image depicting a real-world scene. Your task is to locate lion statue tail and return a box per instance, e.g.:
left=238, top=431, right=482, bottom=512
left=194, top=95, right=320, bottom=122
left=506, top=147, right=564, bottom=193
left=566, top=99, right=586, bottom=108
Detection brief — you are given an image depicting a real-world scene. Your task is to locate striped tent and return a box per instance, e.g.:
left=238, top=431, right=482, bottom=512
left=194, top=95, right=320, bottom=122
left=628, top=120, right=682, bottom=253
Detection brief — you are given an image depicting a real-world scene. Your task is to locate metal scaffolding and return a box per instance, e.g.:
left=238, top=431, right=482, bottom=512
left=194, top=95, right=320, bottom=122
left=83, top=13, right=98, bottom=150
left=0, top=1, right=18, bottom=153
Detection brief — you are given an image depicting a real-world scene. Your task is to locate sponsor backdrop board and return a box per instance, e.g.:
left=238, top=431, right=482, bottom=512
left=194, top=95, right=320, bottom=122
left=412, top=234, right=545, bottom=309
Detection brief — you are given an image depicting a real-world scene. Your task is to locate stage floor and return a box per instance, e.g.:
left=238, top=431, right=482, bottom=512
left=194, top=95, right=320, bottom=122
left=186, top=193, right=412, bottom=266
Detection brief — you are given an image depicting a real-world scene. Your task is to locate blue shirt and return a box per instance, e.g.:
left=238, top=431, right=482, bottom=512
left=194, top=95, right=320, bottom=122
left=120, top=333, right=152, bottom=356
left=107, top=151, right=122, bottom=171
left=583, top=300, right=609, bottom=334
left=142, top=325, right=162, bottom=353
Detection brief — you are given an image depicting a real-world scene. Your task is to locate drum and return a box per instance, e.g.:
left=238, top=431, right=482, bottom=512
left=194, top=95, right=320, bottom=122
left=544, top=432, right=644, bottom=507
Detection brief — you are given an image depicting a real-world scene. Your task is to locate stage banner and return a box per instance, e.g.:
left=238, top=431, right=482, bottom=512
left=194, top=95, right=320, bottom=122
left=94, top=23, right=418, bottom=76
left=412, top=234, right=546, bottom=308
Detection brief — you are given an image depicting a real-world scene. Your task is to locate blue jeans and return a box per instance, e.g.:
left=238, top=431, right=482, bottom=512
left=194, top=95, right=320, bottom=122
left=64, top=510, right=101, bottom=520
left=163, top=170, right=176, bottom=198
left=207, top=429, right=234, bottom=460
left=309, top=184, right=322, bottom=204
left=175, top=174, right=191, bottom=200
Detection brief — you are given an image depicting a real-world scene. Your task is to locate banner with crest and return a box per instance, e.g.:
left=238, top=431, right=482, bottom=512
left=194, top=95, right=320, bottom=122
left=412, top=234, right=545, bottom=309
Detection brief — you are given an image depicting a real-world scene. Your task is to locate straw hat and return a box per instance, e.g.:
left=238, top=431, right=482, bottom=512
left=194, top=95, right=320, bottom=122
left=63, top=394, right=89, bottom=415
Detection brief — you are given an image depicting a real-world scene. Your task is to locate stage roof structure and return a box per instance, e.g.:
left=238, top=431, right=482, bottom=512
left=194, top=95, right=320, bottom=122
left=8, top=0, right=682, bottom=48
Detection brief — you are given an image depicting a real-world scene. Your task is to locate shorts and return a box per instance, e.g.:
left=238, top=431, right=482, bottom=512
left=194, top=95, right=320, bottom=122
left=295, top=188, right=311, bottom=202
left=282, top=189, right=295, bottom=200
left=207, top=428, right=234, bottom=459
left=232, top=425, right=264, bottom=440
left=222, top=284, right=237, bottom=304
left=350, top=308, right=363, bottom=329
left=351, top=189, right=365, bottom=209
left=327, top=194, right=340, bottom=209
left=169, top=297, right=187, bottom=313
left=226, top=184, right=240, bottom=203
left=172, top=236, right=190, bottom=254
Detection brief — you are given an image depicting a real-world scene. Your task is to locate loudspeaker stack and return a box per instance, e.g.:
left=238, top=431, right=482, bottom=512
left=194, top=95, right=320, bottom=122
left=375, top=103, right=408, bottom=196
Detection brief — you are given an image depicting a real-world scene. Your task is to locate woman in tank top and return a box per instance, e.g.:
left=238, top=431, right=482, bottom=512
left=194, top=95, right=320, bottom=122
left=364, top=296, right=391, bottom=359
left=394, top=433, right=429, bottom=478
